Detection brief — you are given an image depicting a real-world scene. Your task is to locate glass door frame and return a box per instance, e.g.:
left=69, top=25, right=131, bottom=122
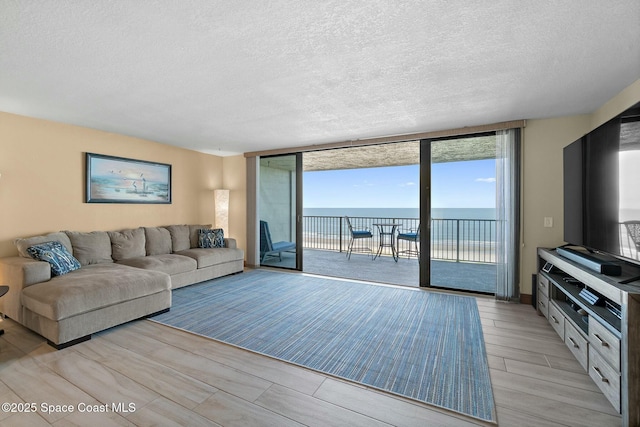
left=295, top=153, right=303, bottom=270
left=258, top=153, right=303, bottom=271
left=419, top=133, right=498, bottom=292
left=419, top=139, right=430, bottom=286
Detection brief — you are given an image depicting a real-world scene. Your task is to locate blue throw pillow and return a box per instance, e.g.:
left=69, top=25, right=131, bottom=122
left=27, top=241, right=81, bottom=276
left=198, top=228, right=224, bottom=248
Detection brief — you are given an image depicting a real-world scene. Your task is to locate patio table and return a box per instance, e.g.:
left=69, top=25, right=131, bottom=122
left=373, top=223, right=398, bottom=262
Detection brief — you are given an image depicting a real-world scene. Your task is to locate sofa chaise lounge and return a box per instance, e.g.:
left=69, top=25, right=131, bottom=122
left=0, top=224, right=244, bottom=349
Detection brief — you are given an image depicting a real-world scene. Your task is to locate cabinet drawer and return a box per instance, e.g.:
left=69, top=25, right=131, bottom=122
left=589, top=347, right=621, bottom=413
left=538, top=274, right=549, bottom=298
left=548, top=302, right=565, bottom=339
left=538, top=292, right=549, bottom=318
left=589, top=318, right=620, bottom=372
left=564, top=321, right=588, bottom=371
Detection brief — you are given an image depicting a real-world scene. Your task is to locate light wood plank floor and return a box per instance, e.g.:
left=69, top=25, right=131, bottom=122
left=0, top=284, right=622, bottom=426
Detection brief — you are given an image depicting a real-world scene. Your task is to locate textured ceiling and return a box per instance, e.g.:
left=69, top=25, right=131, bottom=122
left=1, top=1, right=639, bottom=156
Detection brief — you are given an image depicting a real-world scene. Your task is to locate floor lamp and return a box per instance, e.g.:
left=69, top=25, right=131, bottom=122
left=214, top=189, right=230, bottom=236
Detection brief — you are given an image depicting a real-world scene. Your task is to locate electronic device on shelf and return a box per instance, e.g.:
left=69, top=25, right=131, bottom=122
left=606, top=301, right=622, bottom=320
left=556, top=247, right=622, bottom=276
left=562, top=276, right=581, bottom=285
left=542, top=262, right=557, bottom=273
left=579, top=288, right=601, bottom=305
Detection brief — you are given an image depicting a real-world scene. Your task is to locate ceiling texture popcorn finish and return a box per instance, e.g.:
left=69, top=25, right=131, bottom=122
left=1, top=1, right=639, bottom=156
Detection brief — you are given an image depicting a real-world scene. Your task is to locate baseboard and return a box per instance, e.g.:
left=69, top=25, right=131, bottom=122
left=519, top=293, right=532, bottom=305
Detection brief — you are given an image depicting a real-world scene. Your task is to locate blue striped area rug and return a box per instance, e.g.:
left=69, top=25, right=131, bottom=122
left=150, top=269, right=495, bottom=422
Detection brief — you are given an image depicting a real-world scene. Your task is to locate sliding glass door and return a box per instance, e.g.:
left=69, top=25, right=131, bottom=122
left=427, top=134, right=497, bottom=294
left=259, top=154, right=302, bottom=270
left=251, top=130, right=519, bottom=295
left=419, top=131, right=520, bottom=297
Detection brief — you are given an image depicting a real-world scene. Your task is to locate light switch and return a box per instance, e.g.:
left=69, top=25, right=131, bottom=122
left=544, top=217, right=553, bottom=228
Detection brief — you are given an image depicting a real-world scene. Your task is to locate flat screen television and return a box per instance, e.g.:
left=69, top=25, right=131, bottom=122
left=563, top=102, right=640, bottom=265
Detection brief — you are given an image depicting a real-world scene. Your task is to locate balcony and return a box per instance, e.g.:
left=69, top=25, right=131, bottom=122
left=262, top=215, right=497, bottom=294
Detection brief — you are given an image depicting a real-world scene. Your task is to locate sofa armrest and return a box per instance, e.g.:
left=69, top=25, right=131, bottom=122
left=0, top=257, right=51, bottom=321
left=224, top=238, right=237, bottom=249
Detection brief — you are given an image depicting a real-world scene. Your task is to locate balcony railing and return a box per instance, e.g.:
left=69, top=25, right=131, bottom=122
left=303, top=216, right=496, bottom=263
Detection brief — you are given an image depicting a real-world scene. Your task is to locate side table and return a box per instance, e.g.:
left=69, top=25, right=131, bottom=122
left=0, top=286, right=8, bottom=336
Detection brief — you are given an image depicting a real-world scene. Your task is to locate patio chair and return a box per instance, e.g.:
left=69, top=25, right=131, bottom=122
left=345, top=216, right=373, bottom=260
left=397, top=224, right=420, bottom=260
left=260, top=220, right=296, bottom=263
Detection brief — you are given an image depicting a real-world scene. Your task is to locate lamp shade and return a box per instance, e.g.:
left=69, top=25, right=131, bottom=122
left=214, top=189, right=230, bottom=236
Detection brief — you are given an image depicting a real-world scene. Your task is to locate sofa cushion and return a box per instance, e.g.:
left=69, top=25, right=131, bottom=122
left=223, top=238, right=237, bottom=249
left=20, top=263, right=170, bottom=321
left=198, top=228, right=224, bottom=248
left=144, top=227, right=172, bottom=256
left=64, top=231, right=113, bottom=266
left=15, top=232, right=73, bottom=258
left=117, top=254, right=197, bottom=276
left=166, top=225, right=190, bottom=252
left=176, top=248, right=244, bottom=269
left=189, top=224, right=212, bottom=248
left=108, top=228, right=146, bottom=261
left=26, top=241, right=81, bottom=276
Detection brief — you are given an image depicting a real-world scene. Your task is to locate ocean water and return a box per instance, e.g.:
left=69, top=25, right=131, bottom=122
left=304, top=207, right=495, bottom=220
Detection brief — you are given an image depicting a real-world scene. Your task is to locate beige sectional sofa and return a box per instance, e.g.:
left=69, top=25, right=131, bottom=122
left=0, top=224, right=244, bottom=349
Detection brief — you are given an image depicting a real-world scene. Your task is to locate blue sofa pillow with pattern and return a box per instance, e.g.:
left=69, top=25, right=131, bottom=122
left=198, top=228, right=225, bottom=248
left=27, top=241, right=81, bottom=276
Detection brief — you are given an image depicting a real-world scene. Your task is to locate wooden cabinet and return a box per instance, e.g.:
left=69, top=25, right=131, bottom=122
left=564, top=320, right=588, bottom=370
left=589, top=317, right=621, bottom=371
left=548, top=302, right=565, bottom=338
left=537, top=248, right=640, bottom=426
left=537, top=274, right=550, bottom=319
left=589, top=345, right=621, bottom=412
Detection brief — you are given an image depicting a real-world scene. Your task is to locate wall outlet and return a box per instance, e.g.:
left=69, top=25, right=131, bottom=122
left=544, top=217, right=553, bottom=228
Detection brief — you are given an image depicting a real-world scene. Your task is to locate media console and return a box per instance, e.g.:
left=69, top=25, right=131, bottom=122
left=537, top=248, right=640, bottom=426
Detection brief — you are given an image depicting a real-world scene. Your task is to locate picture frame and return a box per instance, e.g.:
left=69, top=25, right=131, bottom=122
left=86, top=153, right=171, bottom=204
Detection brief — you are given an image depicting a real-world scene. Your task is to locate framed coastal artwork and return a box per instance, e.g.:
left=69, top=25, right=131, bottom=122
left=85, top=153, right=171, bottom=204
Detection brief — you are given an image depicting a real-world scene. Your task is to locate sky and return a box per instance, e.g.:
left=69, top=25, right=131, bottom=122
left=304, top=159, right=496, bottom=209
